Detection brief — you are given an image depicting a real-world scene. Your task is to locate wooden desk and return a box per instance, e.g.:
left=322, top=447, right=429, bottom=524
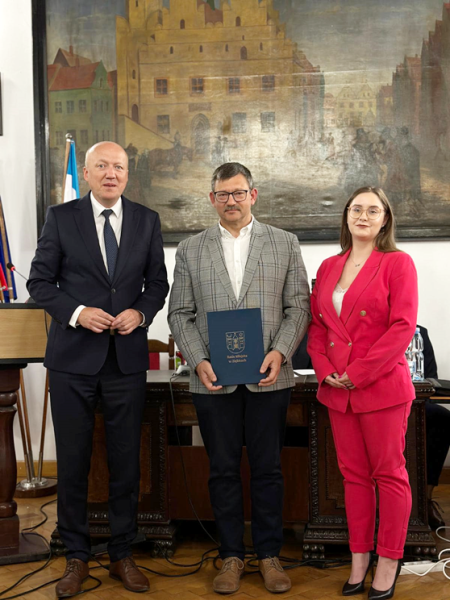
left=50, top=372, right=436, bottom=557
left=0, top=305, right=49, bottom=564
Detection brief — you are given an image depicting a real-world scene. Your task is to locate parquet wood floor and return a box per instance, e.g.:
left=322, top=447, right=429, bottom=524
left=1, top=486, right=449, bottom=599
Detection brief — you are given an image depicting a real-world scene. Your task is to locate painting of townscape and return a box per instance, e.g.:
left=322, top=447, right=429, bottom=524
left=43, top=0, right=450, bottom=240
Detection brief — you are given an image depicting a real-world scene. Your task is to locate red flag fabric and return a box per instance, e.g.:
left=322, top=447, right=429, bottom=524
left=0, top=263, right=7, bottom=290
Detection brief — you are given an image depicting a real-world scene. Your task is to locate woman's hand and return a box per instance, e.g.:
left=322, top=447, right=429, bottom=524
left=324, top=372, right=348, bottom=389
left=336, top=372, right=356, bottom=389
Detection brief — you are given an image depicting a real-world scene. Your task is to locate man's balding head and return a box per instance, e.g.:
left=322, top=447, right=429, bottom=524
left=83, top=142, right=129, bottom=207
left=85, top=141, right=128, bottom=169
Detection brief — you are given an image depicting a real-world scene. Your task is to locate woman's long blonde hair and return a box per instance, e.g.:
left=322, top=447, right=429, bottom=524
left=339, top=186, right=399, bottom=254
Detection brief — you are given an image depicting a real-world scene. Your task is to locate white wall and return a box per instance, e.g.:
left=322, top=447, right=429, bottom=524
left=0, top=0, right=50, bottom=464
left=1, top=1, right=449, bottom=466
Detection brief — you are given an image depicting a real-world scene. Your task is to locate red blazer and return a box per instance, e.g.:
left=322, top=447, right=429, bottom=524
left=307, top=249, right=418, bottom=413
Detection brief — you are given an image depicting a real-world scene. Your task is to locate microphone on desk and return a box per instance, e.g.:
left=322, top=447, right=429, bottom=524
left=7, top=262, right=28, bottom=282
left=6, top=263, right=35, bottom=303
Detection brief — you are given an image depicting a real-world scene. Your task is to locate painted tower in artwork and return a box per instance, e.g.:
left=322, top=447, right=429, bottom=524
left=115, top=0, right=324, bottom=159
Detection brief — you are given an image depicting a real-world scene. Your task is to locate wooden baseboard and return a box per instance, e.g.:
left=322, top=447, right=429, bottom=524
left=16, top=460, right=57, bottom=478
left=440, top=466, right=450, bottom=485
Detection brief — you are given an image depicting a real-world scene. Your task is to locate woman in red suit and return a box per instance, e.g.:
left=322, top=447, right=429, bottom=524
left=307, top=187, right=418, bottom=600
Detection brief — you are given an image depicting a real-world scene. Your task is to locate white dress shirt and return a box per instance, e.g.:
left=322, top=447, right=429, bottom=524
left=69, top=194, right=144, bottom=328
left=219, top=217, right=253, bottom=300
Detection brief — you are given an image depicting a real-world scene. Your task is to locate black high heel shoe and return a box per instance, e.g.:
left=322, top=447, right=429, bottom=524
left=342, top=552, right=375, bottom=596
left=368, top=559, right=402, bottom=600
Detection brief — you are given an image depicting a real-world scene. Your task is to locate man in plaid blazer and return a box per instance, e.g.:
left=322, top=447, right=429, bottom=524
left=168, top=163, right=310, bottom=594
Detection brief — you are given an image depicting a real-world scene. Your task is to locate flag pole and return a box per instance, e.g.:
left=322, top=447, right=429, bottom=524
left=15, top=369, right=58, bottom=497
left=61, top=133, right=73, bottom=204
left=0, top=198, right=14, bottom=302
left=0, top=264, right=5, bottom=301
left=19, top=370, right=36, bottom=480
left=37, top=370, right=50, bottom=482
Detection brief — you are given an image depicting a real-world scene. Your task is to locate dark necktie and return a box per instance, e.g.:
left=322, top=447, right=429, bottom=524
left=102, top=209, right=118, bottom=280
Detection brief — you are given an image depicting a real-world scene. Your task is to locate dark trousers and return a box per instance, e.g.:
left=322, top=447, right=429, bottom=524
left=426, top=401, right=450, bottom=487
left=49, top=339, right=146, bottom=563
left=192, top=385, right=291, bottom=560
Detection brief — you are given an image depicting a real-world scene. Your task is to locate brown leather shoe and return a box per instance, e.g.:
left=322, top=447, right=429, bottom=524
left=213, top=556, right=245, bottom=594
left=56, top=558, right=89, bottom=598
left=428, top=498, right=445, bottom=530
left=109, top=556, right=150, bottom=593
left=259, top=557, right=291, bottom=593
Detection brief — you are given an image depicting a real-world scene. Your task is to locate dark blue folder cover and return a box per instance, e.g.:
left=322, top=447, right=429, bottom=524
left=207, top=308, right=265, bottom=386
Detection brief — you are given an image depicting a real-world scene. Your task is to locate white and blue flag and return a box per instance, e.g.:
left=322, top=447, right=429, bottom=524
left=63, top=140, right=80, bottom=202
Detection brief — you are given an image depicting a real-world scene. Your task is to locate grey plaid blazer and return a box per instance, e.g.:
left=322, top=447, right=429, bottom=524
left=168, top=219, right=311, bottom=394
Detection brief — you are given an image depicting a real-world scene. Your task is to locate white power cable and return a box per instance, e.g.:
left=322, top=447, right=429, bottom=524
left=400, top=526, right=450, bottom=580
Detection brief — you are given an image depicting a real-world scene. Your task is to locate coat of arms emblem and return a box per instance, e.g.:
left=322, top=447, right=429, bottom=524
left=226, top=331, right=245, bottom=354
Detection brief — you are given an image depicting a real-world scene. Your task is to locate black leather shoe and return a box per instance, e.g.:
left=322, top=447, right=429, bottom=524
left=342, top=552, right=374, bottom=596
left=368, top=560, right=402, bottom=600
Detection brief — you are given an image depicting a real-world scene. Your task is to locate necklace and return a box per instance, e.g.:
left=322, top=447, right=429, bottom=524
left=350, top=252, right=364, bottom=268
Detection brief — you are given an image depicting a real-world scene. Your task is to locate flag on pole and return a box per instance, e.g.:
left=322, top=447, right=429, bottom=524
left=63, top=139, right=80, bottom=203
left=0, top=196, right=17, bottom=302
left=0, top=263, right=7, bottom=292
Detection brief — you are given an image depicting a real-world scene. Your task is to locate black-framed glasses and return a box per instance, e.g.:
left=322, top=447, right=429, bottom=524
left=213, top=190, right=249, bottom=203
left=348, top=205, right=385, bottom=220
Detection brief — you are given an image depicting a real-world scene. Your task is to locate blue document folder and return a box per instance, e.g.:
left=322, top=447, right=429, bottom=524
left=207, top=308, right=265, bottom=386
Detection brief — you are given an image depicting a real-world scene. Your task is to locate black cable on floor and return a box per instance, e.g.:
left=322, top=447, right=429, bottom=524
left=92, top=545, right=220, bottom=578
left=0, top=499, right=102, bottom=600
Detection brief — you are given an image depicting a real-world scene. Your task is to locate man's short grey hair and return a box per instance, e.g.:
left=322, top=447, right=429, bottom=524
left=211, top=162, right=254, bottom=191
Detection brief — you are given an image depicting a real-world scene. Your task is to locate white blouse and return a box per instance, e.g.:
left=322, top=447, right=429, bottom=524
left=332, top=283, right=348, bottom=317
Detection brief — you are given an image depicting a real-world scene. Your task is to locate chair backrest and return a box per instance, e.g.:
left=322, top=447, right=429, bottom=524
left=148, top=334, right=175, bottom=370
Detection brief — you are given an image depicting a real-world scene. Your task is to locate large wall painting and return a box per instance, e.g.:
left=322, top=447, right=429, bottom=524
left=36, top=0, right=450, bottom=241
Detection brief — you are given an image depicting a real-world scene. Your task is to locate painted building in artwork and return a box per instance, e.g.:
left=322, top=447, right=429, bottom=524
left=115, top=0, right=324, bottom=159
left=48, top=54, right=114, bottom=156
left=392, top=55, right=421, bottom=136
left=335, top=84, right=376, bottom=129
left=323, top=93, right=336, bottom=128
left=376, top=85, right=394, bottom=127
left=420, top=4, right=450, bottom=156
left=53, top=46, right=92, bottom=68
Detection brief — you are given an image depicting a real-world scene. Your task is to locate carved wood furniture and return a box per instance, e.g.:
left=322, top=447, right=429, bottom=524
left=148, top=334, right=175, bottom=370
left=0, top=304, right=49, bottom=564
left=50, top=372, right=436, bottom=558
left=302, top=379, right=436, bottom=559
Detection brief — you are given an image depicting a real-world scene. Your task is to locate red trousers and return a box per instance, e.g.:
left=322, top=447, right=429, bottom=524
left=328, top=402, right=412, bottom=559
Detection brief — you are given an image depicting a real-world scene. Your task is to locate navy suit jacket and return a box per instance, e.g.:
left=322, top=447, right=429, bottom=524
left=27, top=193, right=169, bottom=375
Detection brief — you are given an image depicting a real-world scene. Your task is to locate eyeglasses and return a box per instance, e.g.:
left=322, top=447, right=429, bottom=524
left=213, top=190, right=249, bottom=203
left=348, top=205, right=385, bottom=220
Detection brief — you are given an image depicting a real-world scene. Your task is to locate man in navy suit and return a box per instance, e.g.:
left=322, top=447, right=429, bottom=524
left=28, top=142, right=169, bottom=597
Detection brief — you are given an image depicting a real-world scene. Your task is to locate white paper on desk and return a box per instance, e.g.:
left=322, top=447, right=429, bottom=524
left=293, top=369, right=315, bottom=376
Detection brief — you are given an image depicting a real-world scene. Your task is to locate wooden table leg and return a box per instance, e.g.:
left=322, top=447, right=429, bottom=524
left=0, top=366, right=50, bottom=565
left=0, top=368, right=20, bottom=557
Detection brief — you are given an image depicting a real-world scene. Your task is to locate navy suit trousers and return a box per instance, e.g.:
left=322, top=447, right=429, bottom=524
left=49, top=338, right=146, bottom=562
left=192, top=385, right=291, bottom=560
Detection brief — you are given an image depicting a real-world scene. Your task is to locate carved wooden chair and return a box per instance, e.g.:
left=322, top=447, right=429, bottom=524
left=148, top=334, right=175, bottom=370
